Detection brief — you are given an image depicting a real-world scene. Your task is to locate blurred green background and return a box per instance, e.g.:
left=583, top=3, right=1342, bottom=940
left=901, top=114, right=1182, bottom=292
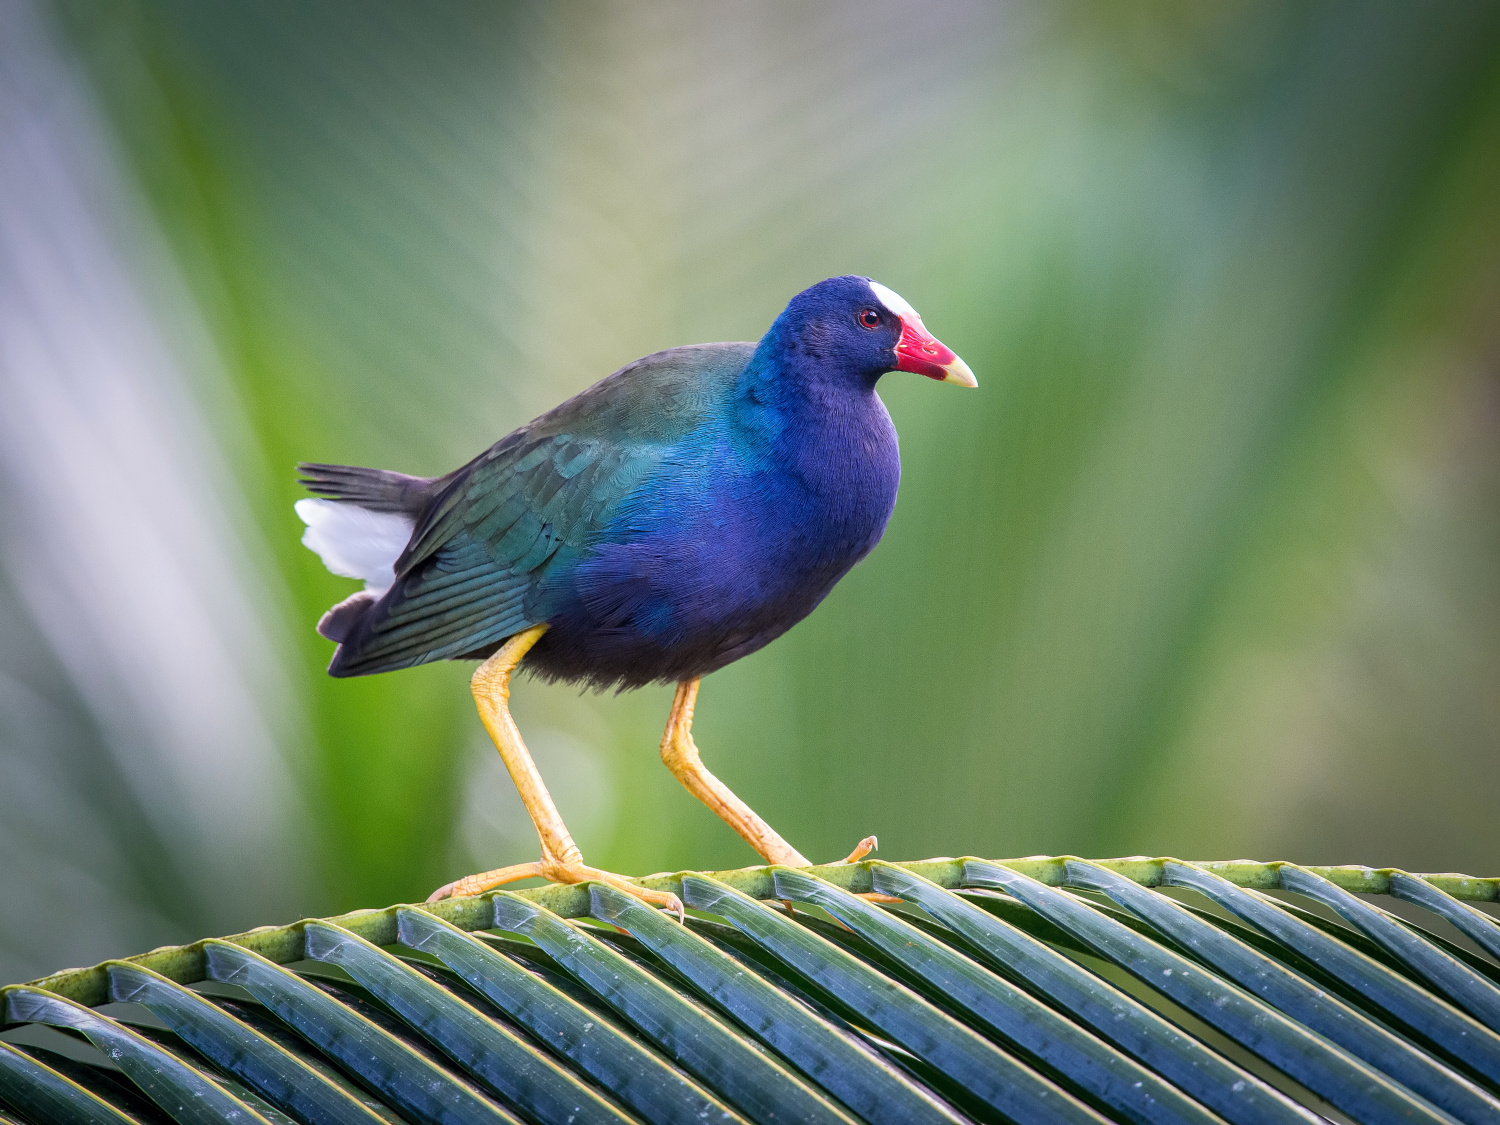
left=2, top=0, right=1498, bottom=984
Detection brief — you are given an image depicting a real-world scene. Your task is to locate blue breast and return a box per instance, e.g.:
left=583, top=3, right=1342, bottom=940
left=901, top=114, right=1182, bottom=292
left=526, top=386, right=900, bottom=689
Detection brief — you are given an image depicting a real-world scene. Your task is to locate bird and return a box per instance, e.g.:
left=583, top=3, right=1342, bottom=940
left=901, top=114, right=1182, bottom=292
left=295, top=275, right=975, bottom=917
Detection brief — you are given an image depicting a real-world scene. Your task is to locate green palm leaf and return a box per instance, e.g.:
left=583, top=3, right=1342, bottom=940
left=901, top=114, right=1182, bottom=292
left=6, top=856, right=1500, bottom=1124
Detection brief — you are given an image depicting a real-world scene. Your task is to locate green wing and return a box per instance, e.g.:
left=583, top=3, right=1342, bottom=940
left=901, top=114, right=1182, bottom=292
left=334, top=343, right=752, bottom=673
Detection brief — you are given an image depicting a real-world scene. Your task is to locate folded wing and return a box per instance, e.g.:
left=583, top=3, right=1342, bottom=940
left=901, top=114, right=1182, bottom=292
left=297, top=341, right=752, bottom=677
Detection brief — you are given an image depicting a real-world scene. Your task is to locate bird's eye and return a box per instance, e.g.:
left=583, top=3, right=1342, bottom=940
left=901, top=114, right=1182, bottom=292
left=858, top=308, right=881, bottom=329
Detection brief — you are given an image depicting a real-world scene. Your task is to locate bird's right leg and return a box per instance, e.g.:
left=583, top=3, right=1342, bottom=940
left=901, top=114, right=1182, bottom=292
left=659, top=678, right=884, bottom=874
left=659, top=678, right=812, bottom=865
left=427, top=624, right=683, bottom=918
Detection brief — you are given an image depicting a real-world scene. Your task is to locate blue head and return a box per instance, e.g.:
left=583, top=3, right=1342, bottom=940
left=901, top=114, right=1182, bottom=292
left=757, top=275, right=976, bottom=392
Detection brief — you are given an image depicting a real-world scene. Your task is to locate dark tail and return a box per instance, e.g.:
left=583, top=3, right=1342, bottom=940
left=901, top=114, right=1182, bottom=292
left=318, top=591, right=377, bottom=645
left=297, top=462, right=433, bottom=515
left=298, top=462, right=439, bottom=674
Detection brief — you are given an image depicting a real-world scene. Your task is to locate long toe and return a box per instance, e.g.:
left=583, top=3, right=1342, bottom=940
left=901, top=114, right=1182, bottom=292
left=549, top=860, right=684, bottom=922
left=426, top=860, right=544, bottom=903
left=834, top=836, right=902, bottom=902
left=430, top=857, right=683, bottom=919
left=838, top=835, right=879, bottom=864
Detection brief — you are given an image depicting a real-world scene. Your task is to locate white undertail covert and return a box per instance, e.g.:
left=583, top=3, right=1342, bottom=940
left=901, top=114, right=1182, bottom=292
left=294, top=498, right=413, bottom=596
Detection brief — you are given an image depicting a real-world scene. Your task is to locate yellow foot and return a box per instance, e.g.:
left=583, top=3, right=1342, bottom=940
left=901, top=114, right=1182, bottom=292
left=767, top=834, right=878, bottom=870
left=775, top=836, right=900, bottom=915
left=833, top=836, right=902, bottom=903
left=426, top=856, right=685, bottom=921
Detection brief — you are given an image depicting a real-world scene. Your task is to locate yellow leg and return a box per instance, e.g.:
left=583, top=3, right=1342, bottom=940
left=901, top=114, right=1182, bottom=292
left=427, top=625, right=683, bottom=920
left=660, top=678, right=881, bottom=870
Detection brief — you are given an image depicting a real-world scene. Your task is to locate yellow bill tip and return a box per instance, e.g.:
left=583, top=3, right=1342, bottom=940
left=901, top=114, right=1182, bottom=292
left=941, top=355, right=978, bottom=388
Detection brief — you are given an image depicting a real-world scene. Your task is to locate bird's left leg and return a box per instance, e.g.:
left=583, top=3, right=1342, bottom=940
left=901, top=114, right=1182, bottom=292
left=426, top=625, right=683, bottom=918
left=660, top=678, right=880, bottom=870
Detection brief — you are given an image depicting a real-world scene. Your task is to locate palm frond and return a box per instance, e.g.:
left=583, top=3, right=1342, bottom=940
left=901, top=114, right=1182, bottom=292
left=5, top=856, right=1500, bottom=1124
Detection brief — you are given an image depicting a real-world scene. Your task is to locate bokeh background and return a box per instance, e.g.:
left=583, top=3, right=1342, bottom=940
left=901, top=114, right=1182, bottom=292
left=2, top=0, right=1498, bottom=985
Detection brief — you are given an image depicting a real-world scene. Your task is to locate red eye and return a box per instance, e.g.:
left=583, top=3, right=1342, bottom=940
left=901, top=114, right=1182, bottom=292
left=858, top=308, right=881, bottom=329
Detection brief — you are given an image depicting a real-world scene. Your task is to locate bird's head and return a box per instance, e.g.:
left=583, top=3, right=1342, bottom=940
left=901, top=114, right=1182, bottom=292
left=765, top=275, right=977, bottom=390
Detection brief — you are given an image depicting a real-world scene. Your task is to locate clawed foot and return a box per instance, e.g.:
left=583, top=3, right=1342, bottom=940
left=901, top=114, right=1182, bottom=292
left=771, top=836, right=901, bottom=913
left=425, top=835, right=891, bottom=921
left=426, top=852, right=684, bottom=921
left=834, top=835, right=901, bottom=904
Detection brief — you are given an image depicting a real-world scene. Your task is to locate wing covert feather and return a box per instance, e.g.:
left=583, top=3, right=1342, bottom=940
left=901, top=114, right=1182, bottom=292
left=333, top=341, right=752, bottom=673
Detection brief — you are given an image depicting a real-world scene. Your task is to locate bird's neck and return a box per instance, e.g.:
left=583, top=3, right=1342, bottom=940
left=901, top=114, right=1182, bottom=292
left=734, top=340, right=898, bottom=496
left=735, top=336, right=880, bottom=428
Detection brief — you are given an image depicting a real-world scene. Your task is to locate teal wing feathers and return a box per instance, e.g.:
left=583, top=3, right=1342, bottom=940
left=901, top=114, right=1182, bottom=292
left=361, top=435, right=655, bottom=666
left=329, top=342, right=752, bottom=675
